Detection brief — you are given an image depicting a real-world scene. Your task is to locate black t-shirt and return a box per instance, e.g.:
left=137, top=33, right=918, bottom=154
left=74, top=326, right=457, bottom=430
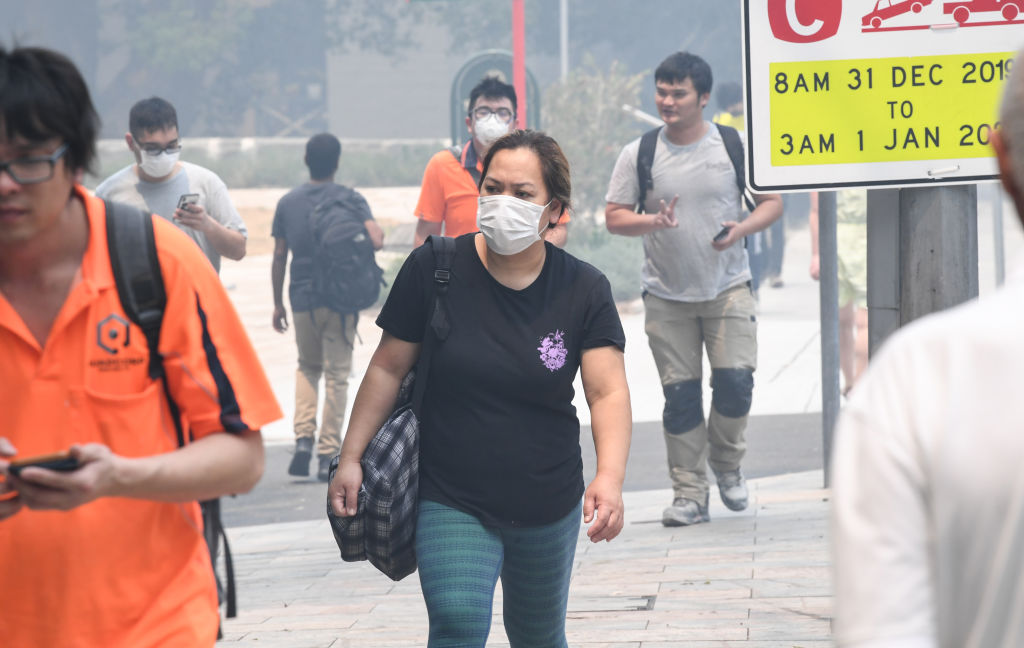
left=271, top=182, right=374, bottom=312
left=376, top=234, right=626, bottom=528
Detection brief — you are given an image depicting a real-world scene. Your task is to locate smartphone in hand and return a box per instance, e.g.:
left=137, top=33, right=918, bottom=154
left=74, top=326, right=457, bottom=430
left=712, top=225, right=732, bottom=242
left=7, top=451, right=79, bottom=477
left=176, top=193, right=199, bottom=212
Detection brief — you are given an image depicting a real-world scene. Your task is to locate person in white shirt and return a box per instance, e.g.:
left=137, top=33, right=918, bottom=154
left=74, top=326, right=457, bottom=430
left=96, top=97, right=246, bottom=273
left=831, top=47, right=1024, bottom=647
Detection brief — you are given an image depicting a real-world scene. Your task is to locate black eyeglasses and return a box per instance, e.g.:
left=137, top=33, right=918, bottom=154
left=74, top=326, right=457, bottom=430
left=471, top=107, right=515, bottom=124
left=137, top=142, right=182, bottom=156
left=0, top=143, right=69, bottom=185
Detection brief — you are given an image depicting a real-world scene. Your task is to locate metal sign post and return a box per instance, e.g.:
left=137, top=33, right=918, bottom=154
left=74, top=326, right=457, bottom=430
left=817, top=191, right=840, bottom=487
left=512, top=0, right=527, bottom=130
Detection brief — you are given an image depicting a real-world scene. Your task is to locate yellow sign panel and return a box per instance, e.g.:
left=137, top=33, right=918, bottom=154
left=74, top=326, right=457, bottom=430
left=769, top=52, right=1011, bottom=167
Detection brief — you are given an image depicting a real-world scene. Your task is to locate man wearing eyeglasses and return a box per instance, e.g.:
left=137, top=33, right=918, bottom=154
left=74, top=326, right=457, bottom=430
left=413, top=76, right=568, bottom=247
left=95, top=96, right=247, bottom=273
left=0, top=45, right=280, bottom=647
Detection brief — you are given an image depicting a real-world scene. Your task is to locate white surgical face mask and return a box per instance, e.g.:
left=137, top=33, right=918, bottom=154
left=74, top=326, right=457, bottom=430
left=138, top=150, right=179, bottom=178
left=477, top=194, right=550, bottom=255
left=473, top=114, right=510, bottom=148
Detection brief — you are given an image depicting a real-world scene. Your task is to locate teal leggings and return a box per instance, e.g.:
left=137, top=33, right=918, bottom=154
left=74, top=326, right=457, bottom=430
left=416, top=499, right=583, bottom=647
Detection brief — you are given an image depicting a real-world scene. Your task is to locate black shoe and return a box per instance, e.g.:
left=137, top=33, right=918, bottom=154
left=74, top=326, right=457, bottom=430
left=317, top=455, right=333, bottom=482
left=288, top=438, right=313, bottom=476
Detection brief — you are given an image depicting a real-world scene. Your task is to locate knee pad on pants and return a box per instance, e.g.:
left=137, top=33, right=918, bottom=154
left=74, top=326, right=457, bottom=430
left=710, top=368, right=754, bottom=418
left=663, top=380, right=703, bottom=434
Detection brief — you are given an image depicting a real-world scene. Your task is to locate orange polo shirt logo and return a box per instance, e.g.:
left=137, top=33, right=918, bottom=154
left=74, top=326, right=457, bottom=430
left=91, top=312, right=147, bottom=373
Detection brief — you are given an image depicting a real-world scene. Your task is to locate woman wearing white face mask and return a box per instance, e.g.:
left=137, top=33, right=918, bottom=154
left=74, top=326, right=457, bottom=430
left=331, top=130, right=632, bottom=646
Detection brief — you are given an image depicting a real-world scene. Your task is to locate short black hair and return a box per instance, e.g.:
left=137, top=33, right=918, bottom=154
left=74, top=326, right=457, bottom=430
left=468, top=76, right=517, bottom=116
left=305, top=133, right=341, bottom=180
left=655, top=51, right=713, bottom=97
left=717, top=81, right=742, bottom=111
left=129, top=97, right=178, bottom=140
left=480, top=129, right=572, bottom=221
left=0, top=45, right=100, bottom=174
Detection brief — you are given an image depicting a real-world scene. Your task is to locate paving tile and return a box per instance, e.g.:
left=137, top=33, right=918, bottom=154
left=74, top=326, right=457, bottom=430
left=222, top=471, right=834, bottom=644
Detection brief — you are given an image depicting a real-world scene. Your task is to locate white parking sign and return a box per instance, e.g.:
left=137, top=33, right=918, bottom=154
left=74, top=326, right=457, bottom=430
left=743, top=0, right=1024, bottom=190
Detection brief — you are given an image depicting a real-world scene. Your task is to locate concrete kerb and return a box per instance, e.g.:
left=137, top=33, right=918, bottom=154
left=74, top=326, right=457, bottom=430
left=218, top=470, right=832, bottom=646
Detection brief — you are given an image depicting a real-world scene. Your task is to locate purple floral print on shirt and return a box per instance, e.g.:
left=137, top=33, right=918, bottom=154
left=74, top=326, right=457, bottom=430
left=538, top=330, right=567, bottom=372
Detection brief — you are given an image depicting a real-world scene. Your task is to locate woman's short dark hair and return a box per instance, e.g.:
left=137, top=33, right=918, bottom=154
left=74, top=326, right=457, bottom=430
left=129, top=97, right=178, bottom=140
left=655, top=51, right=713, bottom=97
left=305, top=133, right=341, bottom=180
left=0, top=45, right=100, bottom=174
left=479, top=129, right=572, bottom=221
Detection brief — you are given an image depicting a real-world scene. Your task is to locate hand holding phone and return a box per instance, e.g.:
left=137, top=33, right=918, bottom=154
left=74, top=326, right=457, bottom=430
left=176, top=193, right=199, bottom=212
left=7, top=451, right=80, bottom=478
left=712, top=225, right=733, bottom=242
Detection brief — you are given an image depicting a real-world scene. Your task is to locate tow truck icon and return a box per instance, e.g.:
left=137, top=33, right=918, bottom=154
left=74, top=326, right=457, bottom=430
left=862, top=0, right=933, bottom=29
left=943, top=0, right=1024, bottom=23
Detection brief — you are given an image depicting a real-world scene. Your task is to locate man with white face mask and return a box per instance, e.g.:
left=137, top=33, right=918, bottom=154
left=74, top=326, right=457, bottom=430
left=414, top=76, right=568, bottom=248
left=96, top=97, right=247, bottom=273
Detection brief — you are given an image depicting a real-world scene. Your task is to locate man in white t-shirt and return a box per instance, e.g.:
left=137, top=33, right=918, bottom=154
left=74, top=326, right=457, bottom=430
left=832, top=48, right=1024, bottom=647
left=96, top=97, right=247, bottom=273
left=604, top=51, right=781, bottom=527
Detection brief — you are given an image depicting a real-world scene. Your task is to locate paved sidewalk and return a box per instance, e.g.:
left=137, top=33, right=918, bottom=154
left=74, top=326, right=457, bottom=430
left=218, top=192, right=834, bottom=645
left=220, top=470, right=831, bottom=647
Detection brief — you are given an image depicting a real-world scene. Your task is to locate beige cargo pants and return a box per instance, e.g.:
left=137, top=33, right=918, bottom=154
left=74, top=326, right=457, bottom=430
left=644, top=284, right=758, bottom=502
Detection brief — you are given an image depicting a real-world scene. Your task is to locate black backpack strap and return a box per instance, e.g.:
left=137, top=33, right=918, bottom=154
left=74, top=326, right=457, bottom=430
left=428, top=235, right=455, bottom=342
left=201, top=498, right=236, bottom=623
left=714, top=123, right=757, bottom=212
left=104, top=200, right=236, bottom=624
left=411, top=235, right=456, bottom=413
left=105, top=201, right=167, bottom=382
left=449, top=143, right=481, bottom=186
left=635, top=127, right=661, bottom=214
left=105, top=201, right=186, bottom=449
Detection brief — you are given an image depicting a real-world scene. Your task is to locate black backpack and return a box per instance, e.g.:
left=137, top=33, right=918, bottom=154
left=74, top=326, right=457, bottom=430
left=635, top=122, right=756, bottom=213
left=104, top=200, right=237, bottom=637
left=308, top=196, right=384, bottom=316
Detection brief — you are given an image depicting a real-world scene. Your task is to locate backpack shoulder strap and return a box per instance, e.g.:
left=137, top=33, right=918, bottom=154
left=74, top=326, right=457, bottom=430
left=427, top=235, right=455, bottom=342
left=104, top=201, right=235, bottom=623
left=635, top=127, right=661, bottom=214
left=449, top=143, right=481, bottom=186
left=410, top=235, right=456, bottom=413
left=104, top=201, right=185, bottom=450
left=105, top=200, right=166, bottom=381
left=714, top=123, right=756, bottom=212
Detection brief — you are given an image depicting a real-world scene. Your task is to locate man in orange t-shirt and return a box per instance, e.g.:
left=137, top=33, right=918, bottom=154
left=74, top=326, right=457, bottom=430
left=0, top=46, right=282, bottom=647
left=414, top=76, right=569, bottom=247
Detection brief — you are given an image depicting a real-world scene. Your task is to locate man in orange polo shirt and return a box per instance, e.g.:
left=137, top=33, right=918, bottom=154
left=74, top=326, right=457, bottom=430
left=0, top=45, right=281, bottom=647
left=414, top=76, right=568, bottom=247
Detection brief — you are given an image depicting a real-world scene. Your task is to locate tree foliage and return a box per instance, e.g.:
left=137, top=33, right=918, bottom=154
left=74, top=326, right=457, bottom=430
left=434, top=0, right=743, bottom=96
left=94, top=0, right=329, bottom=136
left=543, top=57, right=647, bottom=222
left=94, top=0, right=423, bottom=136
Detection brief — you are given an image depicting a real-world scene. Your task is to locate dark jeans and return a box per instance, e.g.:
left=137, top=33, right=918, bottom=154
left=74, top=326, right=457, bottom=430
left=764, top=214, right=785, bottom=278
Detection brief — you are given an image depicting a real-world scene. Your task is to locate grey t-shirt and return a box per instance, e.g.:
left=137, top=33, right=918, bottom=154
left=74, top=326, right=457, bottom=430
left=605, top=123, right=750, bottom=302
left=95, top=161, right=247, bottom=273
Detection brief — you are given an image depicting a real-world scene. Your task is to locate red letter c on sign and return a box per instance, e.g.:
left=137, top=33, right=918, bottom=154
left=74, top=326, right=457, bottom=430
left=767, top=0, right=842, bottom=43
